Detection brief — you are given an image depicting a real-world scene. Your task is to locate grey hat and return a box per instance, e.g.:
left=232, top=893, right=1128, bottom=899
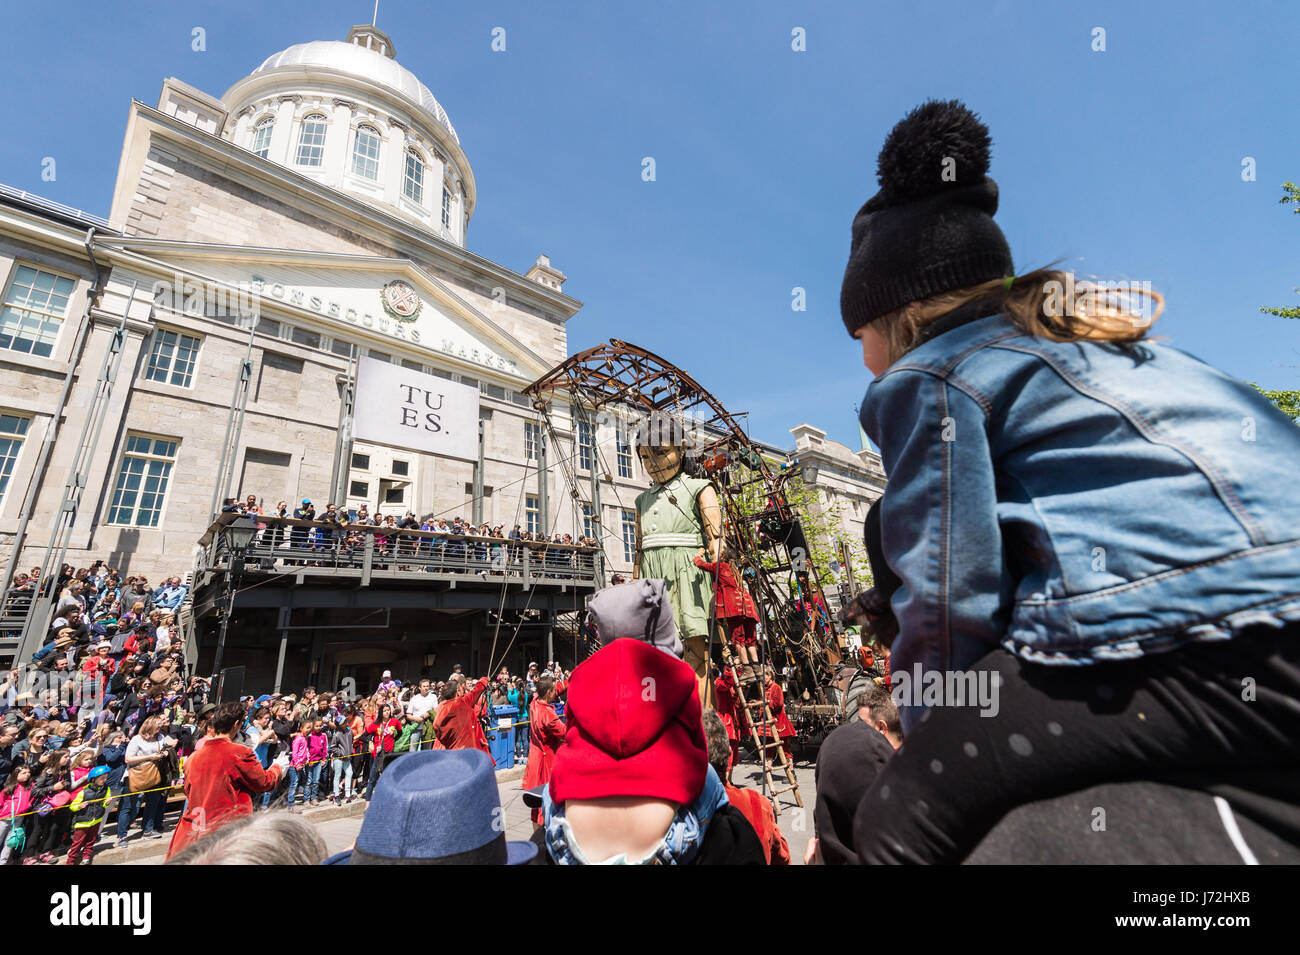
left=585, top=578, right=683, bottom=659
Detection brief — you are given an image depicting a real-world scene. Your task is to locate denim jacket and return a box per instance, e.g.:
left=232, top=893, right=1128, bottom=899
left=861, top=310, right=1300, bottom=730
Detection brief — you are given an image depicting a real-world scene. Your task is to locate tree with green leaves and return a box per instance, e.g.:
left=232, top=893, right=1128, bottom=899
left=1250, top=384, right=1300, bottom=422
left=1259, top=181, right=1300, bottom=320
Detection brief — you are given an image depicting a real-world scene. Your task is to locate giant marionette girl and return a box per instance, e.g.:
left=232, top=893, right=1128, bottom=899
left=632, top=429, right=722, bottom=699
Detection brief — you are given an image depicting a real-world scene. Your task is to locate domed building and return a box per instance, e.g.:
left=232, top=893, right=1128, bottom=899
left=222, top=26, right=474, bottom=243
left=0, top=26, right=645, bottom=687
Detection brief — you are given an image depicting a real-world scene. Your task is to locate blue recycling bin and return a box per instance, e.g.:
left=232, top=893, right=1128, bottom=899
left=488, top=705, right=518, bottom=769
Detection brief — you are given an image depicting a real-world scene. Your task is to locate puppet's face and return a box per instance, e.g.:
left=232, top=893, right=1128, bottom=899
left=638, top=444, right=684, bottom=484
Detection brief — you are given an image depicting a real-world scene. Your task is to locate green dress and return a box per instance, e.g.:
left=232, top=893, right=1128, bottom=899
left=636, top=472, right=714, bottom=640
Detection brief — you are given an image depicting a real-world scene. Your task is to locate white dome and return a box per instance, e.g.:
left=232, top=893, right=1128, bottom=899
left=253, top=40, right=459, bottom=144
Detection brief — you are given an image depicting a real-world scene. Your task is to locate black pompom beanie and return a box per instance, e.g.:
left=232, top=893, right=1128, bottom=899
left=840, top=100, right=1014, bottom=337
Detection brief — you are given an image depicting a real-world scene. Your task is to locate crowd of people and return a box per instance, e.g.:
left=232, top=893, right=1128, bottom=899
left=0, top=637, right=577, bottom=864
left=219, top=494, right=601, bottom=575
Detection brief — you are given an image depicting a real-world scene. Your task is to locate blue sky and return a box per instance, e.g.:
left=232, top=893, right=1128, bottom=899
left=2, top=1, right=1296, bottom=450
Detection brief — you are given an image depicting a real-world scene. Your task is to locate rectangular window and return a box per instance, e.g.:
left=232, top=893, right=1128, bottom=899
left=576, top=419, right=594, bottom=471
left=295, top=115, right=328, bottom=166
left=351, top=453, right=370, bottom=470
left=144, top=328, right=201, bottom=387
left=524, top=421, right=540, bottom=462
left=290, top=326, right=321, bottom=350
left=107, top=434, right=177, bottom=527
left=384, top=487, right=404, bottom=505
left=621, top=509, right=636, bottom=564
left=0, top=413, right=31, bottom=506
left=0, top=264, right=75, bottom=358
left=351, top=126, right=381, bottom=180
left=251, top=118, right=274, bottom=159
left=580, top=503, right=595, bottom=540
left=403, top=150, right=425, bottom=204
left=616, top=422, right=633, bottom=479
left=349, top=480, right=369, bottom=498
left=526, top=495, right=539, bottom=535
left=391, top=459, right=409, bottom=476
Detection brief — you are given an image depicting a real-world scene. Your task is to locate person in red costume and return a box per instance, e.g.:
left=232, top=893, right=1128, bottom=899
left=522, top=672, right=566, bottom=826
left=364, top=703, right=403, bottom=801
left=761, top=666, right=796, bottom=770
left=693, top=545, right=760, bottom=676
left=711, top=665, right=742, bottom=782
left=165, top=701, right=283, bottom=860
left=431, top=674, right=493, bottom=760
left=702, top=710, right=791, bottom=865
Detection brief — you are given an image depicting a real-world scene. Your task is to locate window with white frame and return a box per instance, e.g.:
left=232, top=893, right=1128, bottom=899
left=616, top=422, right=633, bottom=479
left=526, top=495, right=540, bottom=535
left=251, top=117, right=274, bottom=158
left=403, top=149, right=425, bottom=204
left=0, top=264, right=74, bottom=358
left=107, top=434, right=178, bottom=527
left=0, top=413, right=30, bottom=506
left=351, top=125, right=381, bottom=180
left=621, top=509, right=636, bottom=563
left=524, top=421, right=540, bottom=462
left=576, top=419, right=594, bottom=471
left=441, top=183, right=451, bottom=229
left=295, top=114, right=328, bottom=166
left=144, top=328, right=200, bottom=387
left=580, top=502, right=595, bottom=540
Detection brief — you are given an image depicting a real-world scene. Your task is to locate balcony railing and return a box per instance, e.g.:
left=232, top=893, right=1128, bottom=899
left=196, top=515, right=604, bottom=588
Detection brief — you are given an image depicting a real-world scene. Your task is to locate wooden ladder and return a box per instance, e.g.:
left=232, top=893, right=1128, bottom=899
left=728, top=655, right=803, bottom=812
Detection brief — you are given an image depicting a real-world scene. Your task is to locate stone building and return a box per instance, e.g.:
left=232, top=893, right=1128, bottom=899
left=0, top=26, right=649, bottom=682
left=788, top=423, right=887, bottom=608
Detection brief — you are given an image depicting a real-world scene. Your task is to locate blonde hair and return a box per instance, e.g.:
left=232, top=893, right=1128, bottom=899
left=873, top=268, right=1164, bottom=366
left=165, top=811, right=327, bottom=865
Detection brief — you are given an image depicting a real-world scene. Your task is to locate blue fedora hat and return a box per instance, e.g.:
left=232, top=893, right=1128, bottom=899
left=323, top=749, right=536, bottom=865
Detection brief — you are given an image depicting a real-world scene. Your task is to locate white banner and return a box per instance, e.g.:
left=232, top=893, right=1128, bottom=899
left=353, top=356, right=479, bottom=461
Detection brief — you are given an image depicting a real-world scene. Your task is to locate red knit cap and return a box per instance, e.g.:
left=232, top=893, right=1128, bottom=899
left=549, top=638, right=706, bottom=806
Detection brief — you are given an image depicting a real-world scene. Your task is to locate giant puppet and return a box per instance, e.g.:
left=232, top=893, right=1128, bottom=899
left=632, top=436, right=721, bottom=699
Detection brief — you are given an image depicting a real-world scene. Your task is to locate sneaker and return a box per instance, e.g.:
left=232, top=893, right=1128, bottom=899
left=39, top=852, right=55, bottom=863
left=142, top=831, right=162, bottom=840
left=114, top=838, right=128, bottom=850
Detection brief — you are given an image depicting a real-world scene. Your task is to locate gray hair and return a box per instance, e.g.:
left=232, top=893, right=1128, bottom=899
left=165, top=811, right=328, bottom=866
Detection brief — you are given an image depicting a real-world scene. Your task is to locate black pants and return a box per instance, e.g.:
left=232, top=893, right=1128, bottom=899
left=27, top=808, right=72, bottom=857
left=853, top=622, right=1300, bottom=863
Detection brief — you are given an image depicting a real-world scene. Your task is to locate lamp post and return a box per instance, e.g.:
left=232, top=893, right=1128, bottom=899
left=212, top=515, right=259, bottom=682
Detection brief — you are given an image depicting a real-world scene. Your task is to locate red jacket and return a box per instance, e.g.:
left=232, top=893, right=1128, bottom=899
left=725, top=783, right=791, bottom=865
left=522, top=698, right=566, bottom=791
left=431, top=678, right=492, bottom=756
left=693, top=558, right=757, bottom=620
left=763, top=681, right=796, bottom=739
left=81, top=655, right=116, bottom=694
left=367, top=718, right=402, bottom=755
left=712, top=669, right=741, bottom=741
left=165, top=737, right=282, bottom=859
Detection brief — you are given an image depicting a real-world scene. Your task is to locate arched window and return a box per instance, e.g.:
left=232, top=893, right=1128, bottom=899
left=251, top=117, right=274, bottom=159
left=403, top=149, right=425, bottom=205
left=295, top=114, right=328, bottom=166
left=351, top=125, right=381, bottom=180
left=441, top=183, right=452, bottom=230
